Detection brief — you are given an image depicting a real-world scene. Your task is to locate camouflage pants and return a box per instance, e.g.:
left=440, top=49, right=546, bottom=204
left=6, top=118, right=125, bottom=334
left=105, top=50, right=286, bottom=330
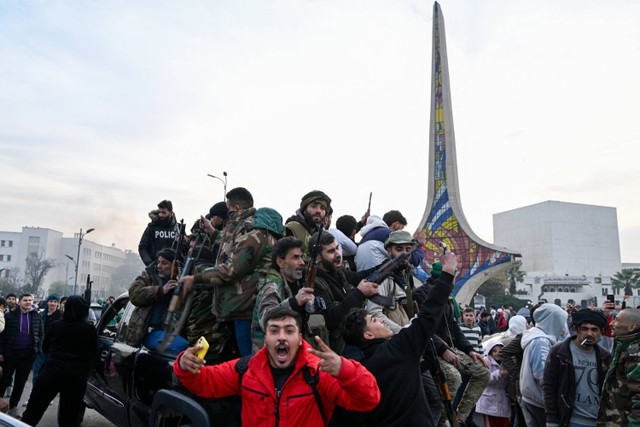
left=439, top=352, right=490, bottom=418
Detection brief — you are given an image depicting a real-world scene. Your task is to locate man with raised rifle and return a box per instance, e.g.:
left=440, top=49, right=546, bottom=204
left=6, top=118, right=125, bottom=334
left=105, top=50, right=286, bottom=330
left=364, top=230, right=417, bottom=333
left=309, top=231, right=380, bottom=356
left=343, top=245, right=458, bottom=426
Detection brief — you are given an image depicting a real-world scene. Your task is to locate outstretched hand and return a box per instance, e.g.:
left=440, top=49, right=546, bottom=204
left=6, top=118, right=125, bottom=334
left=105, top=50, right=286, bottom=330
left=307, top=336, right=343, bottom=377
left=178, top=345, right=206, bottom=374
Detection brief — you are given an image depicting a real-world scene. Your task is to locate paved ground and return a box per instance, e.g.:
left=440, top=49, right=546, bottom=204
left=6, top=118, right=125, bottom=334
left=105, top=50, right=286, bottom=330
left=4, top=372, right=114, bottom=426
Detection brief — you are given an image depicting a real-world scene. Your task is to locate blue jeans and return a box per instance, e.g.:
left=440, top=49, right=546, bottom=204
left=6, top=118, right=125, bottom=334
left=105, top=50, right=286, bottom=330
left=143, top=330, right=188, bottom=354
left=234, top=320, right=252, bottom=357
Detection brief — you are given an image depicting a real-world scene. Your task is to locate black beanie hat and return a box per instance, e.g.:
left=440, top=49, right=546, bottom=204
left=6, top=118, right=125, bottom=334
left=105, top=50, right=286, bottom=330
left=209, top=201, right=229, bottom=220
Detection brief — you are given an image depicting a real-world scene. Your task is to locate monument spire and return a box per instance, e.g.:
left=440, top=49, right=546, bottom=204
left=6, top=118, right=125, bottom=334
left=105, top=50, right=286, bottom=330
left=416, top=2, right=521, bottom=303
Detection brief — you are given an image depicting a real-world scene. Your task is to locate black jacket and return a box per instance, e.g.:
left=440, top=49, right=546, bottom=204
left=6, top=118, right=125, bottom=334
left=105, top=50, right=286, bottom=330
left=359, top=271, right=453, bottom=426
left=542, top=336, right=612, bottom=427
left=138, top=215, right=178, bottom=266
left=414, top=280, right=474, bottom=356
left=0, top=309, right=44, bottom=355
left=314, top=268, right=368, bottom=354
left=43, top=318, right=97, bottom=376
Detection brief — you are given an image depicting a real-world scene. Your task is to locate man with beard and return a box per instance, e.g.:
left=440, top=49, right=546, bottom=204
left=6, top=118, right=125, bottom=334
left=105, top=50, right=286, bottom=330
left=138, top=200, right=179, bottom=266
left=310, top=232, right=380, bottom=355
left=174, top=306, right=381, bottom=425
left=598, top=307, right=640, bottom=425
left=122, top=248, right=188, bottom=353
left=285, top=190, right=331, bottom=253
left=364, top=230, right=416, bottom=333
left=250, top=237, right=315, bottom=353
left=543, top=309, right=611, bottom=427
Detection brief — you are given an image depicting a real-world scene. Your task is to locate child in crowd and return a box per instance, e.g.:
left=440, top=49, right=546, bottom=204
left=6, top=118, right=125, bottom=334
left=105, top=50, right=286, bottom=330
left=475, top=340, right=510, bottom=427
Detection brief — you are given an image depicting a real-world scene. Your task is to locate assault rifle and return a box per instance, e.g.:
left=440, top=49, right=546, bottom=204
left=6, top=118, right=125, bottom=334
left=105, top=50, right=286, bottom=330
left=157, top=221, right=204, bottom=353
left=366, top=251, right=411, bottom=307
left=425, top=338, right=459, bottom=427
left=305, top=223, right=323, bottom=291
left=84, top=274, right=93, bottom=303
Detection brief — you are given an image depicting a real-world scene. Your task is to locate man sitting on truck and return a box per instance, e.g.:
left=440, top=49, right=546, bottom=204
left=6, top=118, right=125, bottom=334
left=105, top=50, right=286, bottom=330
left=122, top=248, right=188, bottom=353
left=174, top=306, right=381, bottom=426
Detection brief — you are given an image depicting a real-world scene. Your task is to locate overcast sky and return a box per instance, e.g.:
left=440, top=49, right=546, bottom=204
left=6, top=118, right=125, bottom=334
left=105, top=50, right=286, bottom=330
left=2, top=0, right=639, bottom=263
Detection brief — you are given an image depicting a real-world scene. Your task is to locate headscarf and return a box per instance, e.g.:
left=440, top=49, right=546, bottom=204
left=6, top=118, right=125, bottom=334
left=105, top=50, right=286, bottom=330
left=504, top=315, right=527, bottom=338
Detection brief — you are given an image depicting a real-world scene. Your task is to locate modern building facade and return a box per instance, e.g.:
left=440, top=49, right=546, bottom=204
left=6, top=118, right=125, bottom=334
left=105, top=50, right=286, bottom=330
left=493, top=201, right=622, bottom=306
left=0, top=226, right=129, bottom=300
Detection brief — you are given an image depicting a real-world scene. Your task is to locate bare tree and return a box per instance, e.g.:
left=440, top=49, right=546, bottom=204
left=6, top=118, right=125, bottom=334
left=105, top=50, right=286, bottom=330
left=24, top=252, right=54, bottom=295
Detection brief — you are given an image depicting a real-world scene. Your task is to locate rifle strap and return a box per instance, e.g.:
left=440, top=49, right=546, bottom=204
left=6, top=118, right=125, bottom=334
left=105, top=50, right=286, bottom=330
left=235, top=357, right=327, bottom=426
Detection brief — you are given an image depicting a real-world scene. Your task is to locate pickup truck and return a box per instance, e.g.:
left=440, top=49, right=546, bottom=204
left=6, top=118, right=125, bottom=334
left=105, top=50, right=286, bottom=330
left=83, top=293, right=240, bottom=427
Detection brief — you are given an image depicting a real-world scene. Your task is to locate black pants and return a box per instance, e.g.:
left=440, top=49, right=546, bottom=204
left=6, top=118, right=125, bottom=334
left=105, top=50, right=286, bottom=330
left=0, top=349, right=37, bottom=409
left=20, top=365, right=87, bottom=427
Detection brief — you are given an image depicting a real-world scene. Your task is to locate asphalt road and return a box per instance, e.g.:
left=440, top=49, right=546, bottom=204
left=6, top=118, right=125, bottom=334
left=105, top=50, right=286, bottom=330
left=5, top=371, right=114, bottom=426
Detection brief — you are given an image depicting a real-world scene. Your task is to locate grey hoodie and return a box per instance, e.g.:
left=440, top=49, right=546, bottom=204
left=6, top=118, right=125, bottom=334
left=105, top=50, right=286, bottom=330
left=519, top=303, right=568, bottom=408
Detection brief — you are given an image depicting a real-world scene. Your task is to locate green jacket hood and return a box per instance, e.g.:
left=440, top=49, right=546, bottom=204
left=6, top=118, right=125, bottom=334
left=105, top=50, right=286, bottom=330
left=254, top=207, right=285, bottom=237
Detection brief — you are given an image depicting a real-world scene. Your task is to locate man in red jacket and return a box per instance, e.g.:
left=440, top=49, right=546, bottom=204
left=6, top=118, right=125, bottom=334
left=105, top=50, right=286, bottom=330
left=174, top=306, right=381, bottom=426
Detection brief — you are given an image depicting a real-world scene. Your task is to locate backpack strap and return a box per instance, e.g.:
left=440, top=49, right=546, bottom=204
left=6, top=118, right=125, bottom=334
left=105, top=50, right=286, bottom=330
left=234, top=355, right=253, bottom=386
left=302, top=367, right=327, bottom=426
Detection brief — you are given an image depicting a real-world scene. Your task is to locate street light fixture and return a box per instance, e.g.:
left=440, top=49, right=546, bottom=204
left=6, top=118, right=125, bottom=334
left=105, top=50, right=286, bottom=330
left=72, top=228, right=94, bottom=296
left=207, top=171, right=228, bottom=202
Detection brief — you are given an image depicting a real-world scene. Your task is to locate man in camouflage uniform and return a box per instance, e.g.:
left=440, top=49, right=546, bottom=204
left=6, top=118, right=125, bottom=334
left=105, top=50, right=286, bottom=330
left=285, top=190, right=331, bottom=254
left=180, top=187, right=284, bottom=356
left=122, top=248, right=188, bottom=353
left=598, top=307, right=640, bottom=426
left=250, top=237, right=315, bottom=354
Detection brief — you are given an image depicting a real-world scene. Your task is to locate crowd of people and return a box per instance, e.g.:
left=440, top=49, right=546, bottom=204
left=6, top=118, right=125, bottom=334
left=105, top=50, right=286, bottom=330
left=1, top=187, right=636, bottom=427
left=127, top=188, right=640, bottom=426
left=0, top=292, right=98, bottom=425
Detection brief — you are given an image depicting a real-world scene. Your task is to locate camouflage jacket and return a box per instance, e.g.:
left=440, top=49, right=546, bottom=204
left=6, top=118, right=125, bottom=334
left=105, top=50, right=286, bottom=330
left=251, top=268, right=297, bottom=354
left=598, top=330, right=640, bottom=426
left=121, top=263, right=167, bottom=347
left=193, top=207, right=283, bottom=321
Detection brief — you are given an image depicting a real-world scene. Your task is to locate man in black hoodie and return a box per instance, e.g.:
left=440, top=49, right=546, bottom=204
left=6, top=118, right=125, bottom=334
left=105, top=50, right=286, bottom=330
left=138, top=199, right=179, bottom=266
left=343, top=247, right=457, bottom=426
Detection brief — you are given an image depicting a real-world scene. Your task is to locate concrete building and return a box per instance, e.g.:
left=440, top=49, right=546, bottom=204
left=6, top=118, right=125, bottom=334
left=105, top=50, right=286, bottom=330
left=493, top=201, right=622, bottom=307
left=0, top=227, right=128, bottom=300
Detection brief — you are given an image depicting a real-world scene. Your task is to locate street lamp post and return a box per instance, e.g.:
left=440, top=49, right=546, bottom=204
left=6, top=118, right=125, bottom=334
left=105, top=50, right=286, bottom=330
left=65, top=254, right=77, bottom=295
left=207, top=172, right=228, bottom=201
left=71, top=228, right=94, bottom=295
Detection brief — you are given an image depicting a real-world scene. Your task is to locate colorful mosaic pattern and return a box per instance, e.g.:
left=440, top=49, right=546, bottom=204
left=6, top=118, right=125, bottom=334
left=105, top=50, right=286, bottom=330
left=418, top=9, right=511, bottom=294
